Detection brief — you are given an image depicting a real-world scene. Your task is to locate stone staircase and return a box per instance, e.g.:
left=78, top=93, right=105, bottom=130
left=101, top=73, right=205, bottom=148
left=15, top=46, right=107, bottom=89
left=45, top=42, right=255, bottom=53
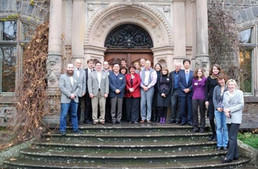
left=4, top=123, right=250, bottom=168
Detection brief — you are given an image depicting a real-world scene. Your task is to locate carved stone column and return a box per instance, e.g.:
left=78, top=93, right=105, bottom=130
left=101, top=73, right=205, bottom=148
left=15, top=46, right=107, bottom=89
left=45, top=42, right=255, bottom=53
left=173, top=0, right=186, bottom=64
left=72, top=0, right=85, bottom=62
left=195, top=0, right=209, bottom=73
left=45, top=0, right=63, bottom=125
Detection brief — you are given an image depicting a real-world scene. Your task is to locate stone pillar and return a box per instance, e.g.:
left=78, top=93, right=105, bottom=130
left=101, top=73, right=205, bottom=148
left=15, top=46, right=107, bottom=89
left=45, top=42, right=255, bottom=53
left=45, top=0, right=63, bottom=125
left=195, top=0, right=209, bottom=73
left=173, top=0, right=186, bottom=65
left=72, top=0, right=85, bottom=62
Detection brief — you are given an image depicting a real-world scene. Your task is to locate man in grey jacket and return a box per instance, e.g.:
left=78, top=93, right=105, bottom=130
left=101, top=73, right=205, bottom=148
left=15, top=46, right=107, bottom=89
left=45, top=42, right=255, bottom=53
left=73, top=59, right=86, bottom=123
left=88, top=61, right=109, bottom=124
left=59, top=64, right=81, bottom=135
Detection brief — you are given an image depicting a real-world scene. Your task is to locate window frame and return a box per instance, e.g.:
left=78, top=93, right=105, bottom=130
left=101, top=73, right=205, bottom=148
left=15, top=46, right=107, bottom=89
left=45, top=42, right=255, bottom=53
left=0, top=18, right=30, bottom=96
left=239, top=26, right=256, bottom=96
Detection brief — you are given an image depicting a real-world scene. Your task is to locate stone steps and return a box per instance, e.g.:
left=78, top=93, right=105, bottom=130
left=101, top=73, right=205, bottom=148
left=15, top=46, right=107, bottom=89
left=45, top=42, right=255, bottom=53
left=3, top=123, right=250, bottom=168
left=4, top=157, right=250, bottom=169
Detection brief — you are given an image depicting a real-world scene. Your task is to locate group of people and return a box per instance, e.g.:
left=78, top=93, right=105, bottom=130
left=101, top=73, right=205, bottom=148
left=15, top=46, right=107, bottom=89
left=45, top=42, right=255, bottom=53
left=59, top=58, right=244, bottom=163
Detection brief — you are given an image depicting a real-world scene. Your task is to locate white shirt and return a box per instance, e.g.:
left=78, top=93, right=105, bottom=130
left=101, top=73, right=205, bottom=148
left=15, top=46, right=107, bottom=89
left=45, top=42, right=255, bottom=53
left=70, top=76, right=74, bottom=86
left=144, top=70, right=150, bottom=85
left=88, top=68, right=92, bottom=77
left=76, top=69, right=80, bottom=78
left=96, top=71, right=102, bottom=89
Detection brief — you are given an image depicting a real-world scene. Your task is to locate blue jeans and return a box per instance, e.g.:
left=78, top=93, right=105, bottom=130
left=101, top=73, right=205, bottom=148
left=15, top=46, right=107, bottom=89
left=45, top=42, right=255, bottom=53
left=141, top=87, right=154, bottom=121
left=178, top=94, right=192, bottom=124
left=59, top=100, right=79, bottom=132
left=215, top=110, right=228, bottom=147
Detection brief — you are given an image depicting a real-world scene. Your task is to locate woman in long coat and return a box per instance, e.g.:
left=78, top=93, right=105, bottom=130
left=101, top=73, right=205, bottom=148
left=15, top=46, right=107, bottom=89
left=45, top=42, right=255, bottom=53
left=156, top=68, right=171, bottom=124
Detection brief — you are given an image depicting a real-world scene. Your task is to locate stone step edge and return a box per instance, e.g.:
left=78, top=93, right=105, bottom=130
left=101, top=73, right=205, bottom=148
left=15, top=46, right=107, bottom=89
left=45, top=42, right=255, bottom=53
left=20, top=150, right=226, bottom=159
left=43, top=132, right=212, bottom=138
left=3, top=158, right=250, bottom=169
left=64, top=125, right=195, bottom=129
left=34, top=141, right=216, bottom=148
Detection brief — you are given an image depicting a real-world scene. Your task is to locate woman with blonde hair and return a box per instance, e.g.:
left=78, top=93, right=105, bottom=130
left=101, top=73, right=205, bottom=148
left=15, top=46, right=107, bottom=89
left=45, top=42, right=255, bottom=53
left=222, top=79, right=244, bottom=163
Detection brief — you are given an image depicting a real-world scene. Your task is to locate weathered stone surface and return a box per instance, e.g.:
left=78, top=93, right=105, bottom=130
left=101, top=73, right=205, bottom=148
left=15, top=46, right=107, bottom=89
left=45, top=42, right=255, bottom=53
left=253, top=6, right=258, bottom=17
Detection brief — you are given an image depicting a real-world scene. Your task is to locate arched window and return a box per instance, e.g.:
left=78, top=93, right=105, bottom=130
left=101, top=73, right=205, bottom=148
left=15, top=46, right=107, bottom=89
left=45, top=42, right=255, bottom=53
left=105, top=24, right=153, bottom=49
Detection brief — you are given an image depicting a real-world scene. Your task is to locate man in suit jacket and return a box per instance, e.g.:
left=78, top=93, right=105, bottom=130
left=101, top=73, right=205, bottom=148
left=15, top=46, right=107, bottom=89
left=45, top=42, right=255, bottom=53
left=169, top=62, right=181, bottom=124
left=88, top=61, right=109, bottom=124
left=178, top=59, right=194, bottom=125
left=73, top=59, right=86, bottom=123
left=109, top=63, right=126, bottom=124
left=84, top=59, right=94, bottom=123
left=59, top=64, right=81, bottom=135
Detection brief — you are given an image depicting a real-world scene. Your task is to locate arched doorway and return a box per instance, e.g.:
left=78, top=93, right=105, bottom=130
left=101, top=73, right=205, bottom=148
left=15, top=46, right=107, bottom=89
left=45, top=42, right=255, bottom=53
left=104, top=24, right=153, bottom=66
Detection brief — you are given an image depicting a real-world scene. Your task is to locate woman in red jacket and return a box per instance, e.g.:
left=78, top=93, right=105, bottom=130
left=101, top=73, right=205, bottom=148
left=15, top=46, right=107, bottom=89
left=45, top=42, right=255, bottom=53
left=125, top=66, right=141, bottom=123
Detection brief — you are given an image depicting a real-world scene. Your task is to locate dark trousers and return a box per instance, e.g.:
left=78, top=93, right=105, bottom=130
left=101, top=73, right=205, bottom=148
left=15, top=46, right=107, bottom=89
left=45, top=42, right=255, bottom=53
left=157, top=107, right=167, bottom=118
left=170, top=89, right=180, bottom=122
left=192, top=99, right=206, bottom=129
left=208, top=99, right=216, bottom=136
left=105, top=96, right=112, bottom=123
left=126, top=98, right=140, bottom=122
left=226, top=123, right=240, bottom=160
left=84, top=93, right=92, bottom=123
left=151, top=90, right=159, bottom=122
left=77, top=97, right=83, bottom=123
left=179, top=94, right=192, bottom=124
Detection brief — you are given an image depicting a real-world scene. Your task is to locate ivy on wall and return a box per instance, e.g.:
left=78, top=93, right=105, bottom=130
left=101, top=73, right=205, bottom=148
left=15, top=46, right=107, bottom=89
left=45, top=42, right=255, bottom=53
left=208, top=0, right=240, bottom=80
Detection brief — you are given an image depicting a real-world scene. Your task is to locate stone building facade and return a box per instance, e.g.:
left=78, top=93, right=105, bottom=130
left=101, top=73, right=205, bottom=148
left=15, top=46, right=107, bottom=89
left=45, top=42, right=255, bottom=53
left=0, top=0, right=257, bottom=127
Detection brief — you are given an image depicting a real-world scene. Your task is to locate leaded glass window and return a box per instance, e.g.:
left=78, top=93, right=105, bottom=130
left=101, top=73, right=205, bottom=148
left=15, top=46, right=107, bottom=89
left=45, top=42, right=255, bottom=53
left=0, top=21, right=17, bottom=41
left=105, top=24, right=153, bottom=49
left=0, top=46, right=16, bottom=92
left=239, top=28, right=254, bottom=94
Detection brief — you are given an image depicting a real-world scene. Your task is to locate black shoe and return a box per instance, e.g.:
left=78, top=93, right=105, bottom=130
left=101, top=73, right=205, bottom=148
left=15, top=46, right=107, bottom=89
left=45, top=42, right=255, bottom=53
left=176, top=121, right=181, bottom=124
left=233, top=157, right=239, bottom=160
left=187, top=122, right=193, bottom=126
left=116, top=121, right=121, bottom=124
left=223, top=147, right=227, bottom=151
left=222, top=158, right=232, bottom=163
left=193, top=128, right=199, bottom=132
left=169, top=120, right=176, bottom=123
left=199, top=128, right=205, bottom=133
left=84, top=120, right=91, bottom=124
left=60, top=131, right=66, bottom=136
left=73, top=130, right=82, bottom=134
left=180, top=122, right=186, bottom=125
left=208, top=135, right=216, bottom=141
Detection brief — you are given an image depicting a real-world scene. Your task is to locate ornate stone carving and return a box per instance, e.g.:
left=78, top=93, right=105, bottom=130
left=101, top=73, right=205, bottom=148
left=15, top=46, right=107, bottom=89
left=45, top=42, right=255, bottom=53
left=46, top=55, right=62, bottom=88
left=86, top=3, right=172, bottom=47
left=0, top=106, right=16, bottom=126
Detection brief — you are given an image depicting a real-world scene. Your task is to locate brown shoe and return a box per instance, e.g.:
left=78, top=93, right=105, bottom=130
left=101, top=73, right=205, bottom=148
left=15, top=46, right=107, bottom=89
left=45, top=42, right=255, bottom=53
left=140, top=120, right=145, bottom=124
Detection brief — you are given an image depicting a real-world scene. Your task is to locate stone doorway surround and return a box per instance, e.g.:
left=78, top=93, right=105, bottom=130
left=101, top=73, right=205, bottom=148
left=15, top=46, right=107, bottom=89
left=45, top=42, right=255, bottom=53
left=84, top=3, right=174, bottom=70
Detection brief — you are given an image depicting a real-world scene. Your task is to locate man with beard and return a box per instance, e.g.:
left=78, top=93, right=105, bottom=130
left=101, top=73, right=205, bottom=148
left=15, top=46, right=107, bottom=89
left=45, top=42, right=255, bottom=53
left=59, top=64, right=81, bottom=135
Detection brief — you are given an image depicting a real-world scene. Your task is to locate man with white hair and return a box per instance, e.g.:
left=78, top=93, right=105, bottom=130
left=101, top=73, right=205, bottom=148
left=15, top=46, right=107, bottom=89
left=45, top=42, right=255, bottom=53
left=140, top=58, right=146, bottom=71
left=169, top=62, right=182, bottom=124
left=140, top=60, right=157, bottom=123
left=59, top=64, right=81, bottom=135
left=74, top=59, right=86, bottom=123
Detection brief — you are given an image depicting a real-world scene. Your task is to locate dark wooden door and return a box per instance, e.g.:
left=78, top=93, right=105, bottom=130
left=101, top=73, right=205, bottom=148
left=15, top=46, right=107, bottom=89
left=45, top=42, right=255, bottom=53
left=105, top=49, right=153, bottom=66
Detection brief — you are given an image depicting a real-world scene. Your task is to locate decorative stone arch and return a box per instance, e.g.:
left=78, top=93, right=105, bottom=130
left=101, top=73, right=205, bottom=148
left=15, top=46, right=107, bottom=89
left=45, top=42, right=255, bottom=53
left=84, top=3, right=173, bottom=65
